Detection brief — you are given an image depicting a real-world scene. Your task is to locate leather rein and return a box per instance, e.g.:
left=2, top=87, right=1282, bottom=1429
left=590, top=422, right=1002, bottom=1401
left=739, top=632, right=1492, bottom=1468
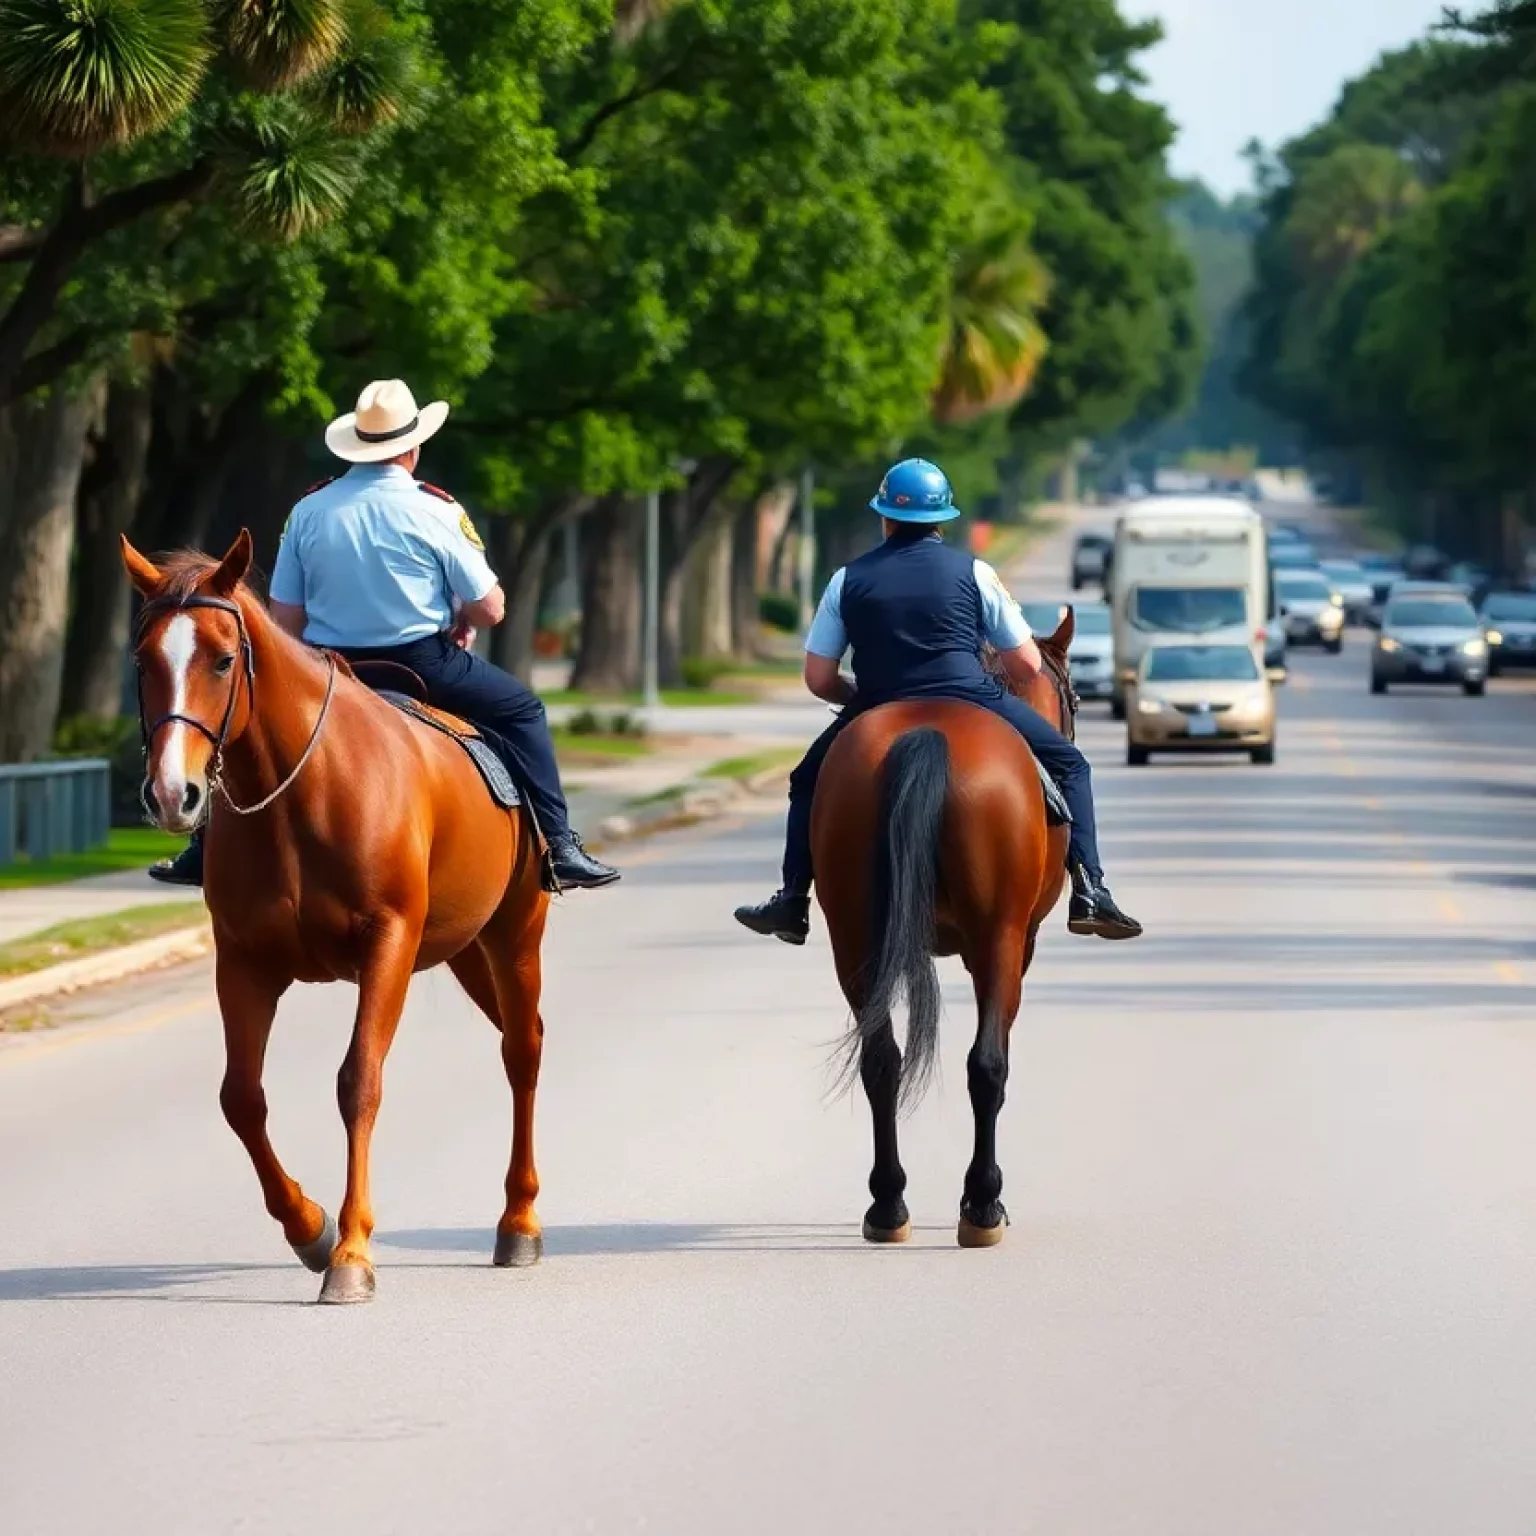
left=1039, top=645, right=1081, bottom=742
left=135, top=592, right=336, bottom=816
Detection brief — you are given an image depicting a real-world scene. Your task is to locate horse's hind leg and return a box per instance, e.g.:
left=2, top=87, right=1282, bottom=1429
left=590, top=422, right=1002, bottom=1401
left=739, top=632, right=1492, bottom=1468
left=214, top=952, right=335, bottom=1271
left=859, top=1016, right=911, bottom=1243
left=321, top=922, right=419, bottom=1304
left=448, top=943, right=502, bottom=1031
left=478, top=891, right=550, bottom=1268
left=959, top=931, right=1026, bottom=1249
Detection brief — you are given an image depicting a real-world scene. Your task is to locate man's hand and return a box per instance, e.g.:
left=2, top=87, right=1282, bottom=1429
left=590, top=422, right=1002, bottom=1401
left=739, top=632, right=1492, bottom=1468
left=450, top=617, right=477, bottom=650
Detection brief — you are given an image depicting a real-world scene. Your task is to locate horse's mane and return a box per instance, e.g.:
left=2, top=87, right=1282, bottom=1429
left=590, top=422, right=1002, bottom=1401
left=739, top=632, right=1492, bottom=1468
left=152, top=549, right=271, bottom=604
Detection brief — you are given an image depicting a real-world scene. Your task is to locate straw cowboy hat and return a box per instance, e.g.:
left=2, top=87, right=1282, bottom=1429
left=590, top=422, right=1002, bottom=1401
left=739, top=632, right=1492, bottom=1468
left=324, top=378, right=449, bottom=463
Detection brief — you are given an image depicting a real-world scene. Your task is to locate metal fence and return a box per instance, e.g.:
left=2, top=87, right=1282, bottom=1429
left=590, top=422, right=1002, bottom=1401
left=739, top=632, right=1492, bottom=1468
left=0, top=760, right=113, bottom=866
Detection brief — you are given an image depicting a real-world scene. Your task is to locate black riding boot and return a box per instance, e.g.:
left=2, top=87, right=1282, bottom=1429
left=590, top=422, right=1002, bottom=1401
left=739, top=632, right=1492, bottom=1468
left=149, top=832, right=205, bottom=889
left=1067, top=863, right=1142, bottom=941
left=733, top=888, right=811, bottom=945
left=546, top=833, right=620, bottom=890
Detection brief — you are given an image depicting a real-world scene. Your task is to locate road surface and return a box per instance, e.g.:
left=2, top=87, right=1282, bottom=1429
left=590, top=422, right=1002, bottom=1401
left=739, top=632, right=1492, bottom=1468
left=3, top=516, right=1536, bottom=1534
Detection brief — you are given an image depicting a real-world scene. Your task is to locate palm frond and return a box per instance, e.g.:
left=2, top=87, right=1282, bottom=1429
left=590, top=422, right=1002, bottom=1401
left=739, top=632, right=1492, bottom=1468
left=218, top=106, right=360, bottom=239
left=0, top=0, right=211, bottom=155
left=305, top=1, right=415, bottom=135
left=216, top=0, right=346, bottom=90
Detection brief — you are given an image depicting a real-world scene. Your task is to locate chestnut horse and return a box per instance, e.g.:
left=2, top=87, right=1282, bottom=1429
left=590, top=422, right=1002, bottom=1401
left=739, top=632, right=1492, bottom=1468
left=123, top=530, right=549, bottom=1304
left=812, top=611, right=1078, bottom=1248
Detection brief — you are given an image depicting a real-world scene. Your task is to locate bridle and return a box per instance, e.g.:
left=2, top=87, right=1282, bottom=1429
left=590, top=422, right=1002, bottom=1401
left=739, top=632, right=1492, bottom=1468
left=135, top=591, right=336, bottom=816
left=1037, top=646, right=1081, bottom=742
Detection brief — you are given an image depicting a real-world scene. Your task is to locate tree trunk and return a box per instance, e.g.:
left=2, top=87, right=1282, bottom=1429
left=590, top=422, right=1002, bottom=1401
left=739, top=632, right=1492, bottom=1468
left=487, top=518, right=554, bottom=684
left=687, top=518, right=734, bottom=660
left=59, top=380, right=154, bottom=721
left=570, top=497, right=642, bottom=694
left=729, top=499, right=759, bottom=659
left=0, top=384, right=100, bottom=759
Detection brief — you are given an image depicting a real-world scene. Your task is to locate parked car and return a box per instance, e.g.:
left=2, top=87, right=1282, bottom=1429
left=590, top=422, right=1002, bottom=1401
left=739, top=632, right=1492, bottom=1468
left=1370, top=583, right=1487, bottom=695
left=1070, top=532, right=1112, bottom=590
left=1480, top=589, right=1536, bottom=674
left=1318, top=558, right=1374, bottom=623
left=1275, top=569, right=1345, bottom=652
left=1066, top=600, right=1113, bottom=700
left=1126, top=642, right=1276, bottom=766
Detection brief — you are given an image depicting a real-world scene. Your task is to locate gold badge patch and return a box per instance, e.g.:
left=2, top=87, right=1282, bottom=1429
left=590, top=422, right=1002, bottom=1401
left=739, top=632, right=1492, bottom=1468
left=459, top=511, right=484, bottom=550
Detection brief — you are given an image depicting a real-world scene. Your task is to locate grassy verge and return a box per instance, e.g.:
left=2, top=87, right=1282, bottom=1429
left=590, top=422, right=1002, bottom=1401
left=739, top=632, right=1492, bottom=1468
left=0, top=827, right=183, bottom=891
left=543, top=687, right=753, bottom=708
left=551, top=728, right=653, bottom=763
left=0, top=902, right=207, bottom=980
left=701, top=747, right=800, bottom=780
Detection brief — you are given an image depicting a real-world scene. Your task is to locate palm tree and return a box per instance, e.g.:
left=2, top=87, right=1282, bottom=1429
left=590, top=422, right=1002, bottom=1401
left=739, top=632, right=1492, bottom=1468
left=0, top=0, right=412, bottom=403
left=931, top=221, right=1052, bottom=426
left=1286, top=143, right=1423, bottom=283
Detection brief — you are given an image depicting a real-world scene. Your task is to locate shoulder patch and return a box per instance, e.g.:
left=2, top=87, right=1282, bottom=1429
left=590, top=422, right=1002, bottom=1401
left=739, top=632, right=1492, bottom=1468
left=416, top=480, right=456, bottom=503
left=458, top=510, right=485, bottom=550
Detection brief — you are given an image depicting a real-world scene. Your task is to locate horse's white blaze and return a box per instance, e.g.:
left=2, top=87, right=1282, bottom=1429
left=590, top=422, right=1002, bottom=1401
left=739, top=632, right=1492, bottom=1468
left=155, top=614, right=199, bottom=813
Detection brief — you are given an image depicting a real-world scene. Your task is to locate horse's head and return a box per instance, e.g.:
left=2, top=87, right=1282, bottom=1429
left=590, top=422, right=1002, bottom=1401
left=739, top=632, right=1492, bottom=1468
left=985, top=606, right=1079, bottom=741
left=121, top=529, right=256, bottom=833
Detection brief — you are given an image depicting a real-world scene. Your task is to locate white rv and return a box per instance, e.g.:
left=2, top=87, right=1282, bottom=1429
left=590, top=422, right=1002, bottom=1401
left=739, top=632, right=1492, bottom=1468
left=1107, top=496, right=1268, bottom=718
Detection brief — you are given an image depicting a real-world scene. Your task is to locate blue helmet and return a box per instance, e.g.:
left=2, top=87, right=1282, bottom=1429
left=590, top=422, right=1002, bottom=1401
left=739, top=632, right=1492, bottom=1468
left=869, top=458, right=959, bottom=523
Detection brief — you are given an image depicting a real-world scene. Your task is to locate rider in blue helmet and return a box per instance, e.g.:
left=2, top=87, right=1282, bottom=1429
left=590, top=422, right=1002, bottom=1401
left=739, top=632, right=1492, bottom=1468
left=734, top=457, right=1140, bottom=944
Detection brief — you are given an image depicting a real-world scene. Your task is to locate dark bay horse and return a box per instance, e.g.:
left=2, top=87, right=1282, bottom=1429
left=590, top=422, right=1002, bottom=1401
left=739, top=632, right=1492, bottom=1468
left=123, top=530, right=549, bottom=1303
left=811, top=611, right=1077, bottom=1248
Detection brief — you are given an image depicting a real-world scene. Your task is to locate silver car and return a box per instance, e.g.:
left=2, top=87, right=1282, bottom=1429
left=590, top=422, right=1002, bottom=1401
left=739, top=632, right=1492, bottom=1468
left=1319, top=558, right=1374, bottom=623
left=1370, top=583, right=1487, bottom=696
left=1020, top=600, right=1114, bottom=702
left=1275, top=569, right=1345, bottom=653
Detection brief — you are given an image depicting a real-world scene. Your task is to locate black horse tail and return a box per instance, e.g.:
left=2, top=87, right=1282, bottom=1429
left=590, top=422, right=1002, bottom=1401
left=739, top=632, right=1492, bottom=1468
left=852, top=726, right=950, bottom=1112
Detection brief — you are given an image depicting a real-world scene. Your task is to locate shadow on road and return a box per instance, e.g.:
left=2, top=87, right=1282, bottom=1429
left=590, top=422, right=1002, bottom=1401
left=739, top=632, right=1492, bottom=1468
left=0, top=1262, right=307, bottom=1304
left=375, top=1222, right=950, bottom=1257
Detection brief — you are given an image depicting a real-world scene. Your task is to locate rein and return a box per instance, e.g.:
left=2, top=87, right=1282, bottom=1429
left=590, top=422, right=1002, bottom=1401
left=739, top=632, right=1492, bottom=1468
left=135, top=592, right=336, bottom=816
left=1039, top=648, right=1080, bottom=741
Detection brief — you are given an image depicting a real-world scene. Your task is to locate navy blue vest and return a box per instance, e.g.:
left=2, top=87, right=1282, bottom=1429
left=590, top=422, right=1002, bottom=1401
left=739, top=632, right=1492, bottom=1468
left=840, top=535, right=995, bottom=703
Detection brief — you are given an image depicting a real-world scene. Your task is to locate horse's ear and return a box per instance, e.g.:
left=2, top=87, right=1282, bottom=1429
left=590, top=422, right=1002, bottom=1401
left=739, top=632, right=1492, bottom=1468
left=205, top=529, right=254, bottom=596
left=120, top=535, right=163, bottom=598
left=1048, top=605, right=1075, bottom=651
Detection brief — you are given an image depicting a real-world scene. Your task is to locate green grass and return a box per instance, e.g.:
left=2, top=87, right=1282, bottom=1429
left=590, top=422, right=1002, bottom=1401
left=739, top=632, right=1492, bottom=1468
left=701, top=747, right=800, bottom=780
left=543, top=688, right=754, bottom=708
left=551, top=729, right=653, bottom=760
left=0, top=827, right=184, bottom=890
left=0, top=903, right=207, bottom=980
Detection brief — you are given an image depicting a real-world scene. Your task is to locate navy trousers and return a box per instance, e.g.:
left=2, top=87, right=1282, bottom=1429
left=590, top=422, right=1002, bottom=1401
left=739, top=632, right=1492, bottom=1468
left=781, top=685, right=1102, bottom=893
left=340, top=634, right=572, bottom=843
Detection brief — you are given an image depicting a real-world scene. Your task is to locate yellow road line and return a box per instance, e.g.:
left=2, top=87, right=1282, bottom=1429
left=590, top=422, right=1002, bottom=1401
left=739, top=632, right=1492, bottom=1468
left=1438, top=896, right=1464, bottom=924
left=1495, top=961, right=1521, bottom=986
left=0, top=992, right=215, bottom=1067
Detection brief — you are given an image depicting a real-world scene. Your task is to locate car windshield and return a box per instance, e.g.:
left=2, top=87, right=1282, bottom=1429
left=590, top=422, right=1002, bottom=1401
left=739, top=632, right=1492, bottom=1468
left=1386, top=598, right=1477, bottom=628
left=1483, top=593, right=1536, bottom=621
left=1072, top=606, right=1111, bottom=635
left=1145, top=645, right=1260, bottom=682
left=1133, top=586, right=1247, bottom=633
left=1021, top=602, right=1067, bottom=634
left=1279, top=576, right=1332, bottom=602
left=1076, top=535, right=1110, bottom=551
left=1321, top=561, right=1365, bottom=581
left=1269, top=546, right=1316, bottom=568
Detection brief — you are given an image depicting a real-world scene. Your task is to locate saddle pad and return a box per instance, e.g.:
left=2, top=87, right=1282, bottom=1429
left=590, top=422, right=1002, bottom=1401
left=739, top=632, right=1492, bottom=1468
left=1036, top=759, right=1072, bottom=827
left=374, top=690, right=521, bottom=810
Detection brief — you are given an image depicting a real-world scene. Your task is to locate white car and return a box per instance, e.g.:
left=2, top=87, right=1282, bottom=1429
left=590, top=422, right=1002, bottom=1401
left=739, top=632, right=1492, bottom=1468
left=1275, top=569, right=1344, bottom=653
left=1318, top=559, right=1375, bottom=623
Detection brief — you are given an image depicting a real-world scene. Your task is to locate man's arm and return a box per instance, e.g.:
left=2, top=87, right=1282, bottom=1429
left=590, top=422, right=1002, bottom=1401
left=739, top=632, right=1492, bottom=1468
left=269, top=600, right=308, bottom=640
left=975, top=558, right=1041, bottom=686
left=804, top=652, right=855, bottom=704
left=998, top=636, right=1043, bottom=687
left=458, top=585, right=506, bottom=629
left=802, top=568, right=854, bottom=703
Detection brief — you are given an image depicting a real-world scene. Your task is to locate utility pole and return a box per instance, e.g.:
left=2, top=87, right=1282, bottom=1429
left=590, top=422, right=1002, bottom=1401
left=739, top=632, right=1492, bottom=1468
left=797, top=466, right=816, bottom=629
left=642, top=487, right=660, bottom=711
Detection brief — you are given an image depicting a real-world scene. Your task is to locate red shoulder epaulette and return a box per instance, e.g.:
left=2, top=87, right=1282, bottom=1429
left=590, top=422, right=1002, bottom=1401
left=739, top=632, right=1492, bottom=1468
left=416, top=480, right=456, bottom=503
left=299, top=474, right=338, bottom=498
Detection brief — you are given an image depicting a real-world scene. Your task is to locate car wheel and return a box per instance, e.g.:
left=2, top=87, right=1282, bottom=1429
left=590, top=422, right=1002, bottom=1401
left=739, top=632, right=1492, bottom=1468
left=1371, top=674, right=1386, bottom=695
left=1464, top=679, right=1485, bottom=697
left=1110, top=696, right=1126, bottom=722
left=1323, top=637, right=1343, bottom=654
left=1127, top=743, right=1150, bottom=767
left=1250, top=743, right=1275, bottom=765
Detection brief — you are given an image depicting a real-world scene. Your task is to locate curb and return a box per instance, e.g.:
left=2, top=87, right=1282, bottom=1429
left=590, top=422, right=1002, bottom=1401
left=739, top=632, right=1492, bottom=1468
left=0, top=922, right=213, bottom=1014
left=592, top=766, right=789, bottom=848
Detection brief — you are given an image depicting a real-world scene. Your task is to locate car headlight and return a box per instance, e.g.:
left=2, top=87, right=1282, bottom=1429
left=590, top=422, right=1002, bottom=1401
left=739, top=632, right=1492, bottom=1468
left=1329, top=592, right=1344, bottom=607
left=1486, top=629, right=1503, bottom=646
left=1136, top=698, right=1163, bottom=715
left=1379, top=636, right=1400, bottom=653
left=1462, top=638, right=1486, bottom=657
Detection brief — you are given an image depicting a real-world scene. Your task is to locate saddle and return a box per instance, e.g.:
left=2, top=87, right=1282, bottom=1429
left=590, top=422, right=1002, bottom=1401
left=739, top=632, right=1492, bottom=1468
left=347, top=660, right=521, bottom=812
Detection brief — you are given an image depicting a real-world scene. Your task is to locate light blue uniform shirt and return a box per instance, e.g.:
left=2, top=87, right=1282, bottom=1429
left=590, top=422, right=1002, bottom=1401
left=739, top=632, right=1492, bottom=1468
left=269, top=463, right=498, bottom=649
left=803, top=558, right=1033, bottom=659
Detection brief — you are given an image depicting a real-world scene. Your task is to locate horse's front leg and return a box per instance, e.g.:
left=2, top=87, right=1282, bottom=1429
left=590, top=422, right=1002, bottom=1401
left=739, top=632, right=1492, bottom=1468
left=215, top=951, right=336, bottom=1270
left=320, top=920, right=419, bottom=1304
left=959, top=932, right=1025, bottom=1249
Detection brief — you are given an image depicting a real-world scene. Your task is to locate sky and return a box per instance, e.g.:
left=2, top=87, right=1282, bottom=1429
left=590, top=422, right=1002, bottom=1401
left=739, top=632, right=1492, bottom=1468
left=1136, top=0, right=1456, bottom=195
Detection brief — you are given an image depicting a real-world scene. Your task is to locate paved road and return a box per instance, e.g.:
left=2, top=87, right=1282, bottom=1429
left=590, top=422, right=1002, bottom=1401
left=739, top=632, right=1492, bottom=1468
left=4, top=522, right=1536, bottom=1534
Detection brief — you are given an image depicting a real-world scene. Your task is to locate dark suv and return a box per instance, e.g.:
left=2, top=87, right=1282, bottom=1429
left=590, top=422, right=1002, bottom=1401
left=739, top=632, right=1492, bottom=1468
left=1071, top=532, right=1112, bottom=591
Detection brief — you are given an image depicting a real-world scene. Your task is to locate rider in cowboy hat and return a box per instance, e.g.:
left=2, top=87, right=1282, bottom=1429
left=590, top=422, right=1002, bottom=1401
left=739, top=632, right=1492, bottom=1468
left=733, top=457, right=1140, bottom=945
left=149, top=378, right=619, bottom=891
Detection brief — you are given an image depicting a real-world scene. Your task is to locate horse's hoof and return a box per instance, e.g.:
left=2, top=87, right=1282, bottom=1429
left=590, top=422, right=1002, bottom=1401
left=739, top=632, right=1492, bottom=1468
left=861, top=1200, right=912, bottom=1244
left=317, top=1263, right=376, bottom=1305
left=957, top=1217, right=1005, bottom=1249
left=289, top=1209, right=338, bottom=1274
left=862, top=1217, right=912, bottom=1244
left=493, top=1230, right=543, bottom=1268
